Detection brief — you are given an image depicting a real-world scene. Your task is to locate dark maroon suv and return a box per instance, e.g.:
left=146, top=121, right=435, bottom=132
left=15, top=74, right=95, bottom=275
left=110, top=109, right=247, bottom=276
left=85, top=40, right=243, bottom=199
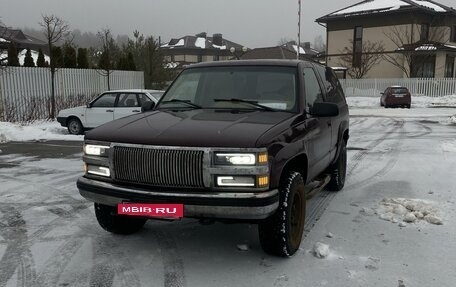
left=77, top=60, right=349, bottom=257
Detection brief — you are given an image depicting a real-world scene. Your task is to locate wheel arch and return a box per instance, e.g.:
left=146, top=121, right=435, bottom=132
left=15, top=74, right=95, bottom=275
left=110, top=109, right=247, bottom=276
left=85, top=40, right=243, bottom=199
left=278, top=153, right=309, bottom=187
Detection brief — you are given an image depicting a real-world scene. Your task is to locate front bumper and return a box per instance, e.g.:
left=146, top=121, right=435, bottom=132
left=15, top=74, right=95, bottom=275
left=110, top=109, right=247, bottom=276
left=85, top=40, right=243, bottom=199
left=77, top=177, right=279, bottom=220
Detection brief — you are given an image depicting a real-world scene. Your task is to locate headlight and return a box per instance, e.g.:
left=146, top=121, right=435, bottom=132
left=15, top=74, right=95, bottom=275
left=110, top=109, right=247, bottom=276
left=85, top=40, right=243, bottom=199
left=83, top=144, right=110, bottom=156
left=214, top=152, right=268, bottom=166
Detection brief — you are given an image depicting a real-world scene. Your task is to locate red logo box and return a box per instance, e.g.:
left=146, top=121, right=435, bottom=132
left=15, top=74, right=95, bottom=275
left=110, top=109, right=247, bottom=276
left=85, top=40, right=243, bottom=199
left=118, top=203, right=184, bottom=218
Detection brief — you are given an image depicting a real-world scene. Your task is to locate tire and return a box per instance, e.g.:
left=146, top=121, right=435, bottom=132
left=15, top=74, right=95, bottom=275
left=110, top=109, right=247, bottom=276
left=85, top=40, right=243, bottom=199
left=407, top=104, right=411, bottom=109
left=94, top=203, right=147, bottom=235
left=258, top=172, right=306, bottom=257
left=67, top=117, right=84, bottom=135
left=326, top=140, right=347, bottom=191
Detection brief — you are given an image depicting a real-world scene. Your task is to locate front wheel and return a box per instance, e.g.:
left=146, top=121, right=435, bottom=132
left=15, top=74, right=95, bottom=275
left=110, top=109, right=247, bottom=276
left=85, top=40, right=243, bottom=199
left=94, top=203, right=147, bottom=235
left=326, top=141, right=347, bottom=191
left=258, top=172, right=306, bottom=257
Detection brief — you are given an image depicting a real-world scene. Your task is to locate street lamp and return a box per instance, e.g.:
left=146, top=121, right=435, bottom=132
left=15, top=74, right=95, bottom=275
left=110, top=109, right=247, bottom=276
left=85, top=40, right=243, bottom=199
left=229, top=46, right=248, bottom=60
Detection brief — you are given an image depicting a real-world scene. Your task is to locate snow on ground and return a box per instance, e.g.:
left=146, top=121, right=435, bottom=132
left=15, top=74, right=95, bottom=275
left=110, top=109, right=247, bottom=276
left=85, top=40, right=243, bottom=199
left=347, top=95, right=456, bottom=109
left=0, top=120, right=82, bottom=143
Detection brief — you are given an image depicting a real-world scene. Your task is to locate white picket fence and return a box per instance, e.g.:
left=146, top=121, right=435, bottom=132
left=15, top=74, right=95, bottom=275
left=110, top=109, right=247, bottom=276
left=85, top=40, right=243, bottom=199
left=340, top=78, right=456, bottom=98
left=0, top=67, right=144, bottom=122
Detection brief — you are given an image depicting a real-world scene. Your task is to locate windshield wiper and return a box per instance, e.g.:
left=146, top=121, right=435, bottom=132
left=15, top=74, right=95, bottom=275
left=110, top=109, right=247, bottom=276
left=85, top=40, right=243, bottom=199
left=159, top=99, right=202, bottom=109
left=213, top=98, right=277, bottom=112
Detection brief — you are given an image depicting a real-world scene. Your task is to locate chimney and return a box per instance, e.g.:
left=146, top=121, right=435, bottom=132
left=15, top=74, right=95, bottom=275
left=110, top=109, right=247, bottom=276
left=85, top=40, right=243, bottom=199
left=196, top=32, right=207, bottom=38
left=303, top=42, right=311, bottom=50
left=213, top=33, right=223, bottom=46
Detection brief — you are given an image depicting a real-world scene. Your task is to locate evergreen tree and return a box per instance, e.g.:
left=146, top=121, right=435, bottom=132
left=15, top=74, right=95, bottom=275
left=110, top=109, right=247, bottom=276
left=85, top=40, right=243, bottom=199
left=23, top=48, right=35, bottom=67
left=116, top=56, right=128, bottom=70
left=126, top=52, right=136, bottom=71
left=37, top=48, right=46, bottom=67
left=51, top=46, right=64, bottom=68
left=7, top=43, right=20, bottom=66
left=63, top=44, right=77, bottom=68
left=77, top=48, right=89, bottom=68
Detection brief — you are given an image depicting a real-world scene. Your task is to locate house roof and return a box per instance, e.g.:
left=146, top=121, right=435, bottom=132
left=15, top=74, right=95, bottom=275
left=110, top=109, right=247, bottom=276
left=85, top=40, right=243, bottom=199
left=0, top=26, right=47, bottom=48
left=282, top=41, right=321, bottom=56
left=317, top=0, right=456, bottom=22
left=160, top=33, right=244, bottom=51
left=240, top=46, right=298, bottom=60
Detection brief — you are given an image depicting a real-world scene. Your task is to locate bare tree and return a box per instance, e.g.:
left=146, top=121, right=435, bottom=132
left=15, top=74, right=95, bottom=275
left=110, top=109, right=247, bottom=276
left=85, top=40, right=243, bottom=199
left=313, top=35, right=326, bottom=52
left=382, top=23, right=449, bottom=77
left=97, top=28, right=118, bottom=90
left=40, top=14, right=70, bottom=118
left=337, top=40, right=385, bottom=79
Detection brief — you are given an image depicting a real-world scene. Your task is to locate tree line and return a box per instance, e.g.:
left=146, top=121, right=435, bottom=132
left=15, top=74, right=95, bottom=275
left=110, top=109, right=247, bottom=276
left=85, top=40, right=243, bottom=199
left=2, top=14, right=173, bottom=118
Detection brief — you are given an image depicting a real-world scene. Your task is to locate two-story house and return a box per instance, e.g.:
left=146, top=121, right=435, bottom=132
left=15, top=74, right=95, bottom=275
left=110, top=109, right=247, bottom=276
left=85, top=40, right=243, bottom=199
left=317, top=0, right=456, bottom=78
left=160, top=32, right=246, bottom=70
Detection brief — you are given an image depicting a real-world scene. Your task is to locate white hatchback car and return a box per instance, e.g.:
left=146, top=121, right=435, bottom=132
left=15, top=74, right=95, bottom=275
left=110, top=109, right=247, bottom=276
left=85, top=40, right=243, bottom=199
left=57, top=89, right=164, bottom=134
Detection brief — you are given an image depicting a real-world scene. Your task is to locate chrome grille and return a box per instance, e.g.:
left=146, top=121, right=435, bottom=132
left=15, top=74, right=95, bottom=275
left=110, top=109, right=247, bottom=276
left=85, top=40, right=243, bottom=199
left=113, top=146, right=205, bottom=188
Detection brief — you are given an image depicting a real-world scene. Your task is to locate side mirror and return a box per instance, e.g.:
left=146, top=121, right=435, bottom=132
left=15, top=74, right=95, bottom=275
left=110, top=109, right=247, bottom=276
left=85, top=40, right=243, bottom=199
left=380, top=92, right=384, bottom=95
left=141, top=101, right=156, bottom=112
left=311, top=102, right=339, bottom=117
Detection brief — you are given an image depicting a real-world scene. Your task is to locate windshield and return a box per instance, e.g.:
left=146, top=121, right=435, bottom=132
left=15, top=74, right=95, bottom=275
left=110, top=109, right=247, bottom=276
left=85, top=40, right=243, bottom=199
left=391, top=87, right=408, bottom=94
left=157, top=66, right=298, bottom=112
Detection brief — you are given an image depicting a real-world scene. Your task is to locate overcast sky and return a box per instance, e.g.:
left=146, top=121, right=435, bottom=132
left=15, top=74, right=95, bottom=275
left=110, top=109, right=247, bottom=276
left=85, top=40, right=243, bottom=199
left=1, top=0, right=455, bottom=48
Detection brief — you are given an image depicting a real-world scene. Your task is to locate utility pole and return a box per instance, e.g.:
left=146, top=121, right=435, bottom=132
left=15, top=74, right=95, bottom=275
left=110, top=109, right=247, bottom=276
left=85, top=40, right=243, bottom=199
left=297, top=0, right=301, bottom=60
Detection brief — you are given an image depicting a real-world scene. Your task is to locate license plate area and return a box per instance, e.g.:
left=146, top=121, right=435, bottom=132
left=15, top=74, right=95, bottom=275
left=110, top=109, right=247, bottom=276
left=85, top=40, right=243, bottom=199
left=118, top=203, right=184, bottom=218
left=393, top=94, right=404, bottom=97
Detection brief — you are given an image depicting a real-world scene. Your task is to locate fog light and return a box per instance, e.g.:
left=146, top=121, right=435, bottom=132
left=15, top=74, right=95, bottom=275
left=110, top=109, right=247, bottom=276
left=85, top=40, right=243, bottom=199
left=87, top=165, right=111, bottom=177
left=216, top=176, right=255, bottom=187
left=257, top=175, right=269, bottom=188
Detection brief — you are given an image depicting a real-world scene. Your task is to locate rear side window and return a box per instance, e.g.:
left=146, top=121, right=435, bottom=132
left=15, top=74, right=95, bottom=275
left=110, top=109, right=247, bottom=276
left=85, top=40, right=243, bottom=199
left=117, top=93, right=139, bottom=107
left=303, top=67, right=324, bottom=109
left=315, top=65, right=345, bottom=103
left=91, top=93, right=117, bottom=107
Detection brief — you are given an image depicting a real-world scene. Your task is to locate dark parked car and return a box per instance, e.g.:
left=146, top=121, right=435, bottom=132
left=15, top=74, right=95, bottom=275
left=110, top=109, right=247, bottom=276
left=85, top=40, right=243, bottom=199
left=77, top=60, right=349, bottom=257
left=380, top=86, right=411, bottom=108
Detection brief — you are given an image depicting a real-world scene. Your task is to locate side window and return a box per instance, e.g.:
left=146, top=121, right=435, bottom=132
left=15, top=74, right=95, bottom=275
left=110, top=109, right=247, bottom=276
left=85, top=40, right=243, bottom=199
left=91, top=93, right=117, bottom=108
left=303, top=67, right=324, bottom=110
left=138, top=94, right=152, bottom=105
left=117, top=93, right=139, bottom=107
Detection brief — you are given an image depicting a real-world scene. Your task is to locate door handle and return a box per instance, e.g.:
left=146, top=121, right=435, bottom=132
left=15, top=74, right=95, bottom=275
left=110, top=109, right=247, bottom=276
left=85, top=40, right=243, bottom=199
left=132, top=110, right=140, bottom=112
left=106, top=110, right=114, bottom=112
left=327, top=121, right=332, bottom=127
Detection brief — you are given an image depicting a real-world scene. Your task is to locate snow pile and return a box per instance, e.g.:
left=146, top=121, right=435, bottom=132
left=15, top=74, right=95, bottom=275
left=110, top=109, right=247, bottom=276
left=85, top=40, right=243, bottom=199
left=313, top=242, right=330, bottom=258
left=195, top=37, right=206, bottom=49
left=441, top=141, right=456, bottom=152
left=0, top=120, right=83, bottom=142
left=371, top=198, right=443, bottom=226
left=236, top=244, right=249, bottom=252
left=449, top=115, right=456, bottom=125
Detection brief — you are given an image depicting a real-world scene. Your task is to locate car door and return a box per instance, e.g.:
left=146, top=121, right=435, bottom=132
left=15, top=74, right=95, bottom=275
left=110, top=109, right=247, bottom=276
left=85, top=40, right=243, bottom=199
left=315, top=65, right=348, bottom=160
left=114, top=93, right=141, bottom=120
left=85, top=93, right=118, bottom=128
left=302, top=66, right=332, bottom=180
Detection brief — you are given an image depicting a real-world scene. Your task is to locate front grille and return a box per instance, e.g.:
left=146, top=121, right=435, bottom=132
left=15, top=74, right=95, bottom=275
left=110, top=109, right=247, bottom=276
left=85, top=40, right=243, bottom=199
left=113, top=146, right=205, bottom=188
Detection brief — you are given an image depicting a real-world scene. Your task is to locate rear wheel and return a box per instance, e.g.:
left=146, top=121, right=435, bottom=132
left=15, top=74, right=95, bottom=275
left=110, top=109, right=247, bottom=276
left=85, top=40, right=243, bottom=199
left=327, top=141, right=347, bottom=191
left=406, top=104, right=411, bottom=109
left=258, top=172, right=306, bottom=257
left=67, top=117, right=83, bottom=135
left=94, top=203, right=147, bottom=235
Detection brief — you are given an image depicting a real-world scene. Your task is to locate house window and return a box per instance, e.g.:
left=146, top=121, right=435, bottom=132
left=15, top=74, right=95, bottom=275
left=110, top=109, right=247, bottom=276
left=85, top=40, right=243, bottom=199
left=353, top=26, right=363, bottom=67
left=213, top=55, right=220, bottom=61
left=445, top=55, right=455, bottom=78
left=411, top=55, right=436, bottom=78
left=420, top=23, right=430, bottom=41
left=197, top=55, right=203, bottom=62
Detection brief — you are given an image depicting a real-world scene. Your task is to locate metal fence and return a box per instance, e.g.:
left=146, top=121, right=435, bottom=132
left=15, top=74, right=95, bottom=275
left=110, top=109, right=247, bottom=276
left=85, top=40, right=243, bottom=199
left=340, top=78, right=456, bottom=98
left=0, top=67, right=144, bottom=122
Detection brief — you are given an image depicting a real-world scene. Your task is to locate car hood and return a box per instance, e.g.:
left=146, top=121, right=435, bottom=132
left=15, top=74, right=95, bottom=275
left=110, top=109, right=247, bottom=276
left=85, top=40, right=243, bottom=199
left=85, top=109, right=293, bottom=147
left=58, top=106, right=86, bottom=117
